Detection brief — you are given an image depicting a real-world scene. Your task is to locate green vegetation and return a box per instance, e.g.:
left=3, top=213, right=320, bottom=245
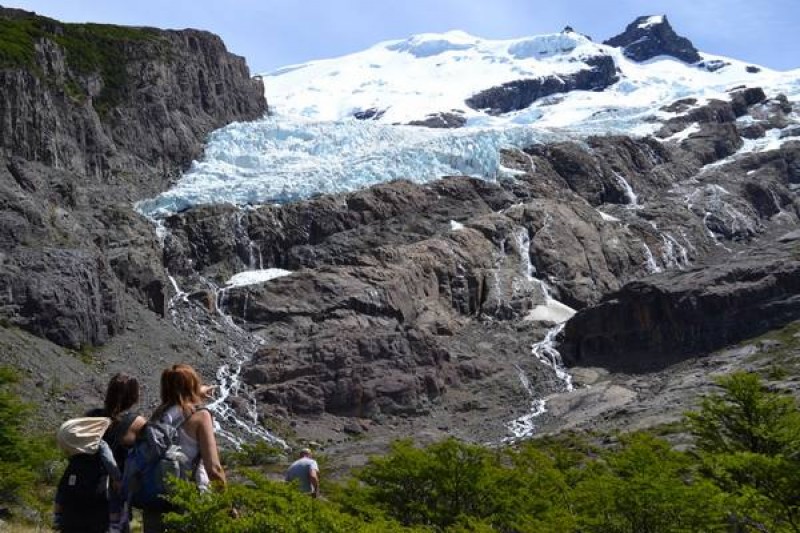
left=744, top=320, right=800, bottom=377
left=0, top=367, right=61, bottom=517
left=3, top=370, right=799, bottom=531
left=158, top=371, right=800, bottom=532
left=223, top=440, right=286, bottom=468
left=687, top=372, right=800, bottom=531
left=0, top=11, right=162, bottom=111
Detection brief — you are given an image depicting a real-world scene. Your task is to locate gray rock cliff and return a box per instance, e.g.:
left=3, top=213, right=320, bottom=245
left=0, top=7, right=266, bottom=350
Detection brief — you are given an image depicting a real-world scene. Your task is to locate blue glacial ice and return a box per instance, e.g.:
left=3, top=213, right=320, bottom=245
left=136, top=116, right=568, bottom=217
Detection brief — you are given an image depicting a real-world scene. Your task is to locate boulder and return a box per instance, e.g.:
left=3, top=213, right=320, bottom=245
left=408, top=111, right=467, bottom=129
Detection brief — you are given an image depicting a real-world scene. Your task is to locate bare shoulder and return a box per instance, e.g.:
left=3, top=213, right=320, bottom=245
left=189, top=407, right=213, bottom=428
left=123, top=415, right=148, bottom=446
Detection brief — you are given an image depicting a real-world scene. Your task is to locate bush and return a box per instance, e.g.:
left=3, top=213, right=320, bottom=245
left=342, top=438, right=500, bottom=529
left=0, top=367, right=61, bottom=516
left=572, top=433, right=726, bottom=532
left=163, top=472, right=419, bottom=533
left=687, top=372, right=800, bottom=532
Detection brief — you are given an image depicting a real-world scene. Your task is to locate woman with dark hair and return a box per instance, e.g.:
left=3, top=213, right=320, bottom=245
left=103, top=373, right=147, bottom=532
left=142, top=364, right=225, bottom=533
left=54, top=373, right=146, bottom=533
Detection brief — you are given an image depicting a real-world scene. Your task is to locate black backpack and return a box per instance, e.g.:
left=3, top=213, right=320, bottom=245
left=55, top=412, right=139, bottom=530
left=56, top=452, right=109, bottom=507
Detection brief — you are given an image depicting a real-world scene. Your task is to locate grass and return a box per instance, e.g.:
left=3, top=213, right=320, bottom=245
left=72, top=344, right=99, bottom=366
left=0, top=11, right=164, bottom=112
left=743, top=320, right=800, bottom=378
left=0, top=524, right=45, bottom=532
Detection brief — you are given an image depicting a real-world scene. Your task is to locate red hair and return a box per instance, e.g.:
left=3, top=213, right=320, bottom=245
left=154, top=364, right=204, bottom=418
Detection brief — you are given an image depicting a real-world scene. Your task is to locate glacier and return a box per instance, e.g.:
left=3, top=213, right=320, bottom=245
left=136, top=29, right=800, bottom=218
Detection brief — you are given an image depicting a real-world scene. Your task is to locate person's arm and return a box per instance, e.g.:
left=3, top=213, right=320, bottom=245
left=193, top=409, right=226, bottom=487
left=200, top=384, right=217, bottom=400
left=309, top=464, right=320, bottom=497
left=98, top=440, right=122, bottom=481
left=120, top=415, right=146, bottom=447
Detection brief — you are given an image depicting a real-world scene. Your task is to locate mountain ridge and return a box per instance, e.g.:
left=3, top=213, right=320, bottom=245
left=258, top=15, right=794, bottom=129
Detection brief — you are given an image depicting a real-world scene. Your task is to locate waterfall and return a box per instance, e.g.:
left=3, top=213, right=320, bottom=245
left=505, top=364, right=547, bottom=441
left=661, top=233, right=690, bottom=270
left=515, top=148, right=537, bottom=173
left=504, top=323, right=573, bottom=441
left=642, top=243, right=662, bottom=273
left=612, top=171, right=639, bottom=207
left=513, top=227, right=536, bottom=281
left=504, top=227, right=576, bottom=440
left=532, top=323, right=573, bottom=392
left=234, top=210, right=264, bottom=270
left=164, top=265, right=287, bottom=449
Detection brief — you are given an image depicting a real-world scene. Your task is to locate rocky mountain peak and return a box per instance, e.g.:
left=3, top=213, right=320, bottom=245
left=604, top=15, right=702, bottom=64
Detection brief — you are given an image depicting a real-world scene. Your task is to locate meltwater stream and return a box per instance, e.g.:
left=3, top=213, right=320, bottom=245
left=167, top=273, right=288, bottom=448
left=505, top=228, right=576, bottom=441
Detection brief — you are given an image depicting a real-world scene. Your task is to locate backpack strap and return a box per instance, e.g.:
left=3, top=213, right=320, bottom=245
left=175, top=405, right=211, bottom=428
left=158, top=405, right=209, bottom=434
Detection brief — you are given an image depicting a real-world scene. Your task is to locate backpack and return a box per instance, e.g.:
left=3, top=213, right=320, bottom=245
left=123, top=408, right=201, bottom=511
left=57, top=452, right=110, bottom=506
left=57, top=417, right=112, bottom=456
left=55, top=416, right=113, bottom=532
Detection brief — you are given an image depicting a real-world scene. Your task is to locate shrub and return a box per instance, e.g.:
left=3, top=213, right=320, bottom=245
left=163, top=472, right=418, bottom=533
left=0, top=367, right=61, bottom=516
left=687, top=372, right=800, bottom=532
left=571, top=432, right=726, bottom=532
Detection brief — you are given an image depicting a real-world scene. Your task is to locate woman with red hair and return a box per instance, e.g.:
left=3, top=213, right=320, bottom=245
left=142, top=364, right=226, bottom=533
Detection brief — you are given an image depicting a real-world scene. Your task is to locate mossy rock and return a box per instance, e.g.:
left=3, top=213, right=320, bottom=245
left=0, top=9, right=165, bottom=112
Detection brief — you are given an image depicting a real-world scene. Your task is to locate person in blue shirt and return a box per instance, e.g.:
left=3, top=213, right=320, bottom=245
left=285, top=448, right=320, bottom=497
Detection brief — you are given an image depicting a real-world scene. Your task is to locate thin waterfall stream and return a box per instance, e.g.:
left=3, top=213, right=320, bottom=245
left=505, top=227, right=576, bottom=440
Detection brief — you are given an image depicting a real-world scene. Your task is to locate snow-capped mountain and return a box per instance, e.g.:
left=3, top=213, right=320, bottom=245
left=262, top=16, right=796, bottom=128
left=137, top=16, right=800, bottom=216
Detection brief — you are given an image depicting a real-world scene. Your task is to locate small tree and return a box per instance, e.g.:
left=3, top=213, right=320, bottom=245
left=571, top=432, right=726, bottom=532
left=347, top=438, right=500, bottom=529
left=687, top=372, right=800, bottom=532
left=0, top=366, right=60, bottom=518
left=687, top=372, right=800, bottom=455
left=0, top=367, right=36, bottom=504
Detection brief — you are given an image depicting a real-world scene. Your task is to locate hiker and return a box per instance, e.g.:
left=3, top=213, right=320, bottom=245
left=285, top=448, right=320, bottom=498
left=140, top=364, right=226, bottom=533
left=54, top=373, right=145, bottom=533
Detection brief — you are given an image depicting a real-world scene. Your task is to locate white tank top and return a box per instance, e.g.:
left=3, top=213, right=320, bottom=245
left=162, top=405, right=209, bottom=487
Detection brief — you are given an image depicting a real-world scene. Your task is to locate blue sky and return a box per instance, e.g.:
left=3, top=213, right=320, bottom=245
left=3, top=0, right=798, bottom=73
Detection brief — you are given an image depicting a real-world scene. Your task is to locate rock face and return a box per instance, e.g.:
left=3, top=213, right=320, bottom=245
left=160, top=88, right=800, bottom=429
left=0, top=8, right=266, bottom=350
left=408, top=111, right=467, bottom=129
left=604, top=15, right=702, bottom=64
left=2, top=6, right=800, bottom=452
left=560, top=244, right=800, bottom=373
left=0, top=7, right=266, bottom=194
left=465, top=56, right=618, bottom=115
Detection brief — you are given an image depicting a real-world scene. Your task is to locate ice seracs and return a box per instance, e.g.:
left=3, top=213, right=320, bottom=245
left=136, top=19, right=799, bottom=218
